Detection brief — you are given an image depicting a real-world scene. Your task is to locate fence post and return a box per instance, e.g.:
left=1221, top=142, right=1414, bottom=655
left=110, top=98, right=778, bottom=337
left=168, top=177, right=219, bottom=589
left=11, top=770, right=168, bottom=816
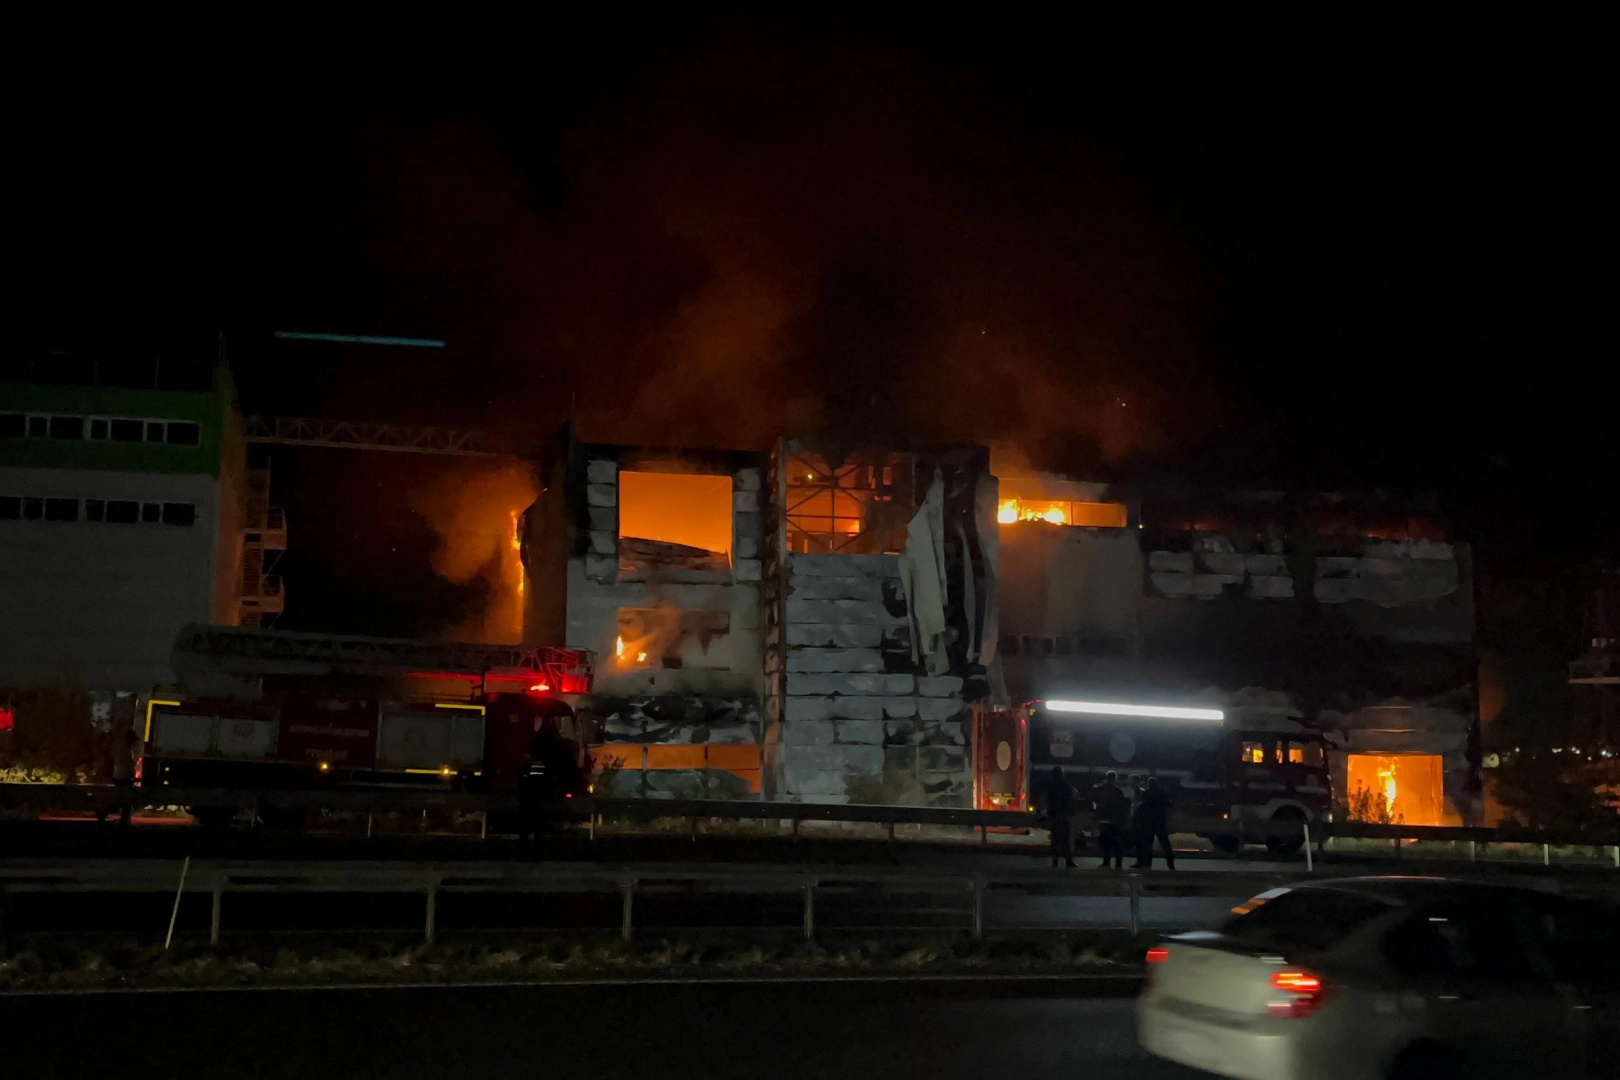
left=1303, top=824, right=1313, bottom=873
left=164, top=856, right=190, bottom=950
left=1128, top=878, right=1141, bottom=937
left=887, top=821, right=896, bottom=843
left=1610, top=845, right=1619, bottom=869
left=803, top=877, right=817, bottom=941
left=971, top=875, right=985, bottom=939
left=1468, top=840, right=1477, bottom=863
left=366, top=811, right=373, bottom=839
left=1542, top=843, right=1551, bottom=867
left=424, top=879, right=438, bottom=945
left=621, top=877, right=635, bottom=941
left=210, top=879, right=223, bottom=946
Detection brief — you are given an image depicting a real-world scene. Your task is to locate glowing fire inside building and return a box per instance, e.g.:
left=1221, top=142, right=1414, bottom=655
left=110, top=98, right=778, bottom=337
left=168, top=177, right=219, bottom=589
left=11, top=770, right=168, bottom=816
left=997, top=498, right=1128, bottom=527
left=1345, top=753, right=1449, bottom=826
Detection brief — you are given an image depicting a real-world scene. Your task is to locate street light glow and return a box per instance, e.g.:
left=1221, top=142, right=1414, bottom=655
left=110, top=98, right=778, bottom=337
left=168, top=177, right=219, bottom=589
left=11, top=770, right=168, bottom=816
left=1043, top=700, right=1224, bottom=721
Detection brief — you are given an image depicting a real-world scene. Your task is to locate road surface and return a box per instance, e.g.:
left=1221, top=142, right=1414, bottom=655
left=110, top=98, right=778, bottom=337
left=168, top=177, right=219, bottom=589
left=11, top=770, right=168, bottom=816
left=5, top=979, right=1211, bottom=1080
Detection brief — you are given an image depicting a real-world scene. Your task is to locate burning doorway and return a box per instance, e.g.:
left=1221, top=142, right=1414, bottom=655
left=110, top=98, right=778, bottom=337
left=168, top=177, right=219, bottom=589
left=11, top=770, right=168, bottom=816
left=1345, top=753, right=1447, bottom=826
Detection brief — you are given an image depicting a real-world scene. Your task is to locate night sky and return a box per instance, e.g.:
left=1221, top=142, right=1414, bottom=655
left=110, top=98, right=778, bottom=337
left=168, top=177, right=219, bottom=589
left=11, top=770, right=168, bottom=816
left=16, top=16, right=1614, bottom=676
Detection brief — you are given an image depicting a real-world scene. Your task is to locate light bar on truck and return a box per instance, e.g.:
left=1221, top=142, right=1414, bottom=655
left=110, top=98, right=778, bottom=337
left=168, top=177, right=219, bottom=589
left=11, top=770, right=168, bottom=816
left=1043, top=700, right=1224, bottom=722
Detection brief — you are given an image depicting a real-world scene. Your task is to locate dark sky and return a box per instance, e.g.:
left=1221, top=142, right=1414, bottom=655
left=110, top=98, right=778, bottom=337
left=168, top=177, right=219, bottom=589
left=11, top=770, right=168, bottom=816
left=17, top=14, right=1614, bottom=636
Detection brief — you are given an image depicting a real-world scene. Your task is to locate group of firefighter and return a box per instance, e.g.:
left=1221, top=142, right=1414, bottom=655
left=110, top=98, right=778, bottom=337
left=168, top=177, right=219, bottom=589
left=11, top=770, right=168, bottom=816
left=1040, top=766, right=1175, bottom=870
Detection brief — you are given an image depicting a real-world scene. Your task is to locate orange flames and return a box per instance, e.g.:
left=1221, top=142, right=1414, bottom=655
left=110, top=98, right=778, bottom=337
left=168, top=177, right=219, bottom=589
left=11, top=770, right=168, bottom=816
left=998, top=499, right=1069, bottom=525
left=410, top=463, right=537, bottom=644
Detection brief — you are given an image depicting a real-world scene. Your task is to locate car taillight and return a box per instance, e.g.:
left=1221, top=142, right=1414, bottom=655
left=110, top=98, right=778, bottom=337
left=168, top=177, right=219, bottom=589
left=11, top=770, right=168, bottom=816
left=1267, top=969, right=1328, bottom=1018
left=1145, top=947, right=1169, bottom=964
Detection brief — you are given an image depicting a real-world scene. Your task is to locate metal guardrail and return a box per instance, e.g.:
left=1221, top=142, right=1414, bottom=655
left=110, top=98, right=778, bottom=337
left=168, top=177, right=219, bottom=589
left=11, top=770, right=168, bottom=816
left=5, top=856, right=1617, bottom=951
left=0, top=858, right=1318, bottom=946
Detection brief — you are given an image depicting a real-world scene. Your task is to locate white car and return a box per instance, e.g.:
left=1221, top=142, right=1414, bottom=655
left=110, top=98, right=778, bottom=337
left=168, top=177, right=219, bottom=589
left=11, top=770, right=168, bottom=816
left=1137, top=876, right=1619, bottom=1079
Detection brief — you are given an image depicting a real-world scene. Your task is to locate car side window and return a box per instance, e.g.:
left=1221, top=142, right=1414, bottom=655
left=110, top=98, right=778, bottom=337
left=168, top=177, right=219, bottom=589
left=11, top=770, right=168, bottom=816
left=1524, top=896, right=1620, bottom=989
left=1381, top=901, right=1538, bottom=984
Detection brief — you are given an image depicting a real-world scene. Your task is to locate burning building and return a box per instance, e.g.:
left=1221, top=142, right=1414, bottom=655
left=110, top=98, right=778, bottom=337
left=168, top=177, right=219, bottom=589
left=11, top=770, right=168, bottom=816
left=522, top=434, right=996, bottom=805
left=995, top=479, right=1479, bottom=825
left=521, top=431, right=1481, bottom=818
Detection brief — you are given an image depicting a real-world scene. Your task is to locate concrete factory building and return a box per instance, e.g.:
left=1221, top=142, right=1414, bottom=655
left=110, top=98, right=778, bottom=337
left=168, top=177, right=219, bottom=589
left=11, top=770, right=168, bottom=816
left=524, top=432, right=1482, bottom=824
left=0, top=350, right=282, bottom=696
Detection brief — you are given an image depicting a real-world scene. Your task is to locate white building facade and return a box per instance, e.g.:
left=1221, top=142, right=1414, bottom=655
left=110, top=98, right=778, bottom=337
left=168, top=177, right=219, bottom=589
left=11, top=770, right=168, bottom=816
left=0, top=357, right=250, bottom=694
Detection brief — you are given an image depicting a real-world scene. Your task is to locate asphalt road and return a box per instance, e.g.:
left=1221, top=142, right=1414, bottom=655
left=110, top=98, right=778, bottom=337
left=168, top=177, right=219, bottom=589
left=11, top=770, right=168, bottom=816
left=5, top=979, right=1211, bottom=1080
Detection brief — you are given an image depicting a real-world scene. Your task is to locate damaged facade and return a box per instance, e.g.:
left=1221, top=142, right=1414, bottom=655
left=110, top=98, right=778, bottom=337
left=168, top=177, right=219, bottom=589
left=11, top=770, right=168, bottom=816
left=523, top=435, right=997, bottom=806
left=524, top=432, right=1480, bottom=821
left=997, top=479, right=1480, bottom=824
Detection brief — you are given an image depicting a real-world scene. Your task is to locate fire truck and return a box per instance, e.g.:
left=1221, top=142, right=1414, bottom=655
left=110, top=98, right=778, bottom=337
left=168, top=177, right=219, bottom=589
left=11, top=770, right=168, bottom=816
left=974, top=698, right=1331, bottom=854
left=139, top=626, right=595, bottom=821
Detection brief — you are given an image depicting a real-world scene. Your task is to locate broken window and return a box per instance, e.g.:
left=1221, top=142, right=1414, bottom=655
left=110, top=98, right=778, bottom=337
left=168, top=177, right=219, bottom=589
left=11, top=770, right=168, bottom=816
left=784, top=450, right=913, bottom=554
left=617, top=471, right=732, bottom=572
left=1346, top=753, right=1446, bottom=826
left=996, top=476, right=1127, bottom=528
left=996, top=499, right=1128, bottom=527
left=615, top=606, right=731, bottom=669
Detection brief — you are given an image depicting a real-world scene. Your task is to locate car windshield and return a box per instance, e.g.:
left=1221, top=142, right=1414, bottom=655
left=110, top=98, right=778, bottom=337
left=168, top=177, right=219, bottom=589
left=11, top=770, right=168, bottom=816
left=1222, top=886, right=1395, bottom=954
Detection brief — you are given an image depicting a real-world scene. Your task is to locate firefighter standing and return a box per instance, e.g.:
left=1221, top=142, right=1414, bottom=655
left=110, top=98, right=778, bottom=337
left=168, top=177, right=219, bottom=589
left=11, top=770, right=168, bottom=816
left=1042, top=766, right=1077, bottom=868
left=1131, top=776, right=1175, bottom=870
left=1093, top=772, right=1130, bottom=870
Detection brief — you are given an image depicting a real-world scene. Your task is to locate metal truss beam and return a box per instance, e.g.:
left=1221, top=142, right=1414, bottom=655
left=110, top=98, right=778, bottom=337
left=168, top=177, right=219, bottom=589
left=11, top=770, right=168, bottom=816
left=245, top=415, right=496, bottom=457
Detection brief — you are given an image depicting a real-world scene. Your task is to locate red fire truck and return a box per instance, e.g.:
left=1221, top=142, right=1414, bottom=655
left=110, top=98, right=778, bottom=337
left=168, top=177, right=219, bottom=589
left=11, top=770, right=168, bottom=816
left=974, top=699, right=1331, bottom=853
left=139, top=626, right=595, bottom=819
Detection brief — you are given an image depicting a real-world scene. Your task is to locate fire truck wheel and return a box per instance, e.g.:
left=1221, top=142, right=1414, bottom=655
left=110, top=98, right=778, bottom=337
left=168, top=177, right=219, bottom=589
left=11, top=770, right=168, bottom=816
left=258, top=806, right=305, bottom=832
left=190, top=806, right=237, bottom=830
left=1264, top=807, right=1306, bottom=856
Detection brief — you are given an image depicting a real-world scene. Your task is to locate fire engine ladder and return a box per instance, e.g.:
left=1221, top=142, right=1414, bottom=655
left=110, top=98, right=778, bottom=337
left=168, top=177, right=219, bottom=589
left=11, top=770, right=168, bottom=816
left=171, top=625, right=593, bottom=685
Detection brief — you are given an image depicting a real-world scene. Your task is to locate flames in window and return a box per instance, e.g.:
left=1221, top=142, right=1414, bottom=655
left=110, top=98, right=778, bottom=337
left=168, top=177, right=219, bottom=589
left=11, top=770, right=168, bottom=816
left=1346, top=753, right=1450, bottom=827
left=996, top=498, right=1127, bottom=527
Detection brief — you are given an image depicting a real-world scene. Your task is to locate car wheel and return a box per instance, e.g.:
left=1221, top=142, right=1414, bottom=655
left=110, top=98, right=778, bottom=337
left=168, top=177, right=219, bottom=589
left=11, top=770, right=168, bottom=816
left=1387, top=1042, right=1465, bottom=1080
left=1211, top=834, right=1241, bottom=854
